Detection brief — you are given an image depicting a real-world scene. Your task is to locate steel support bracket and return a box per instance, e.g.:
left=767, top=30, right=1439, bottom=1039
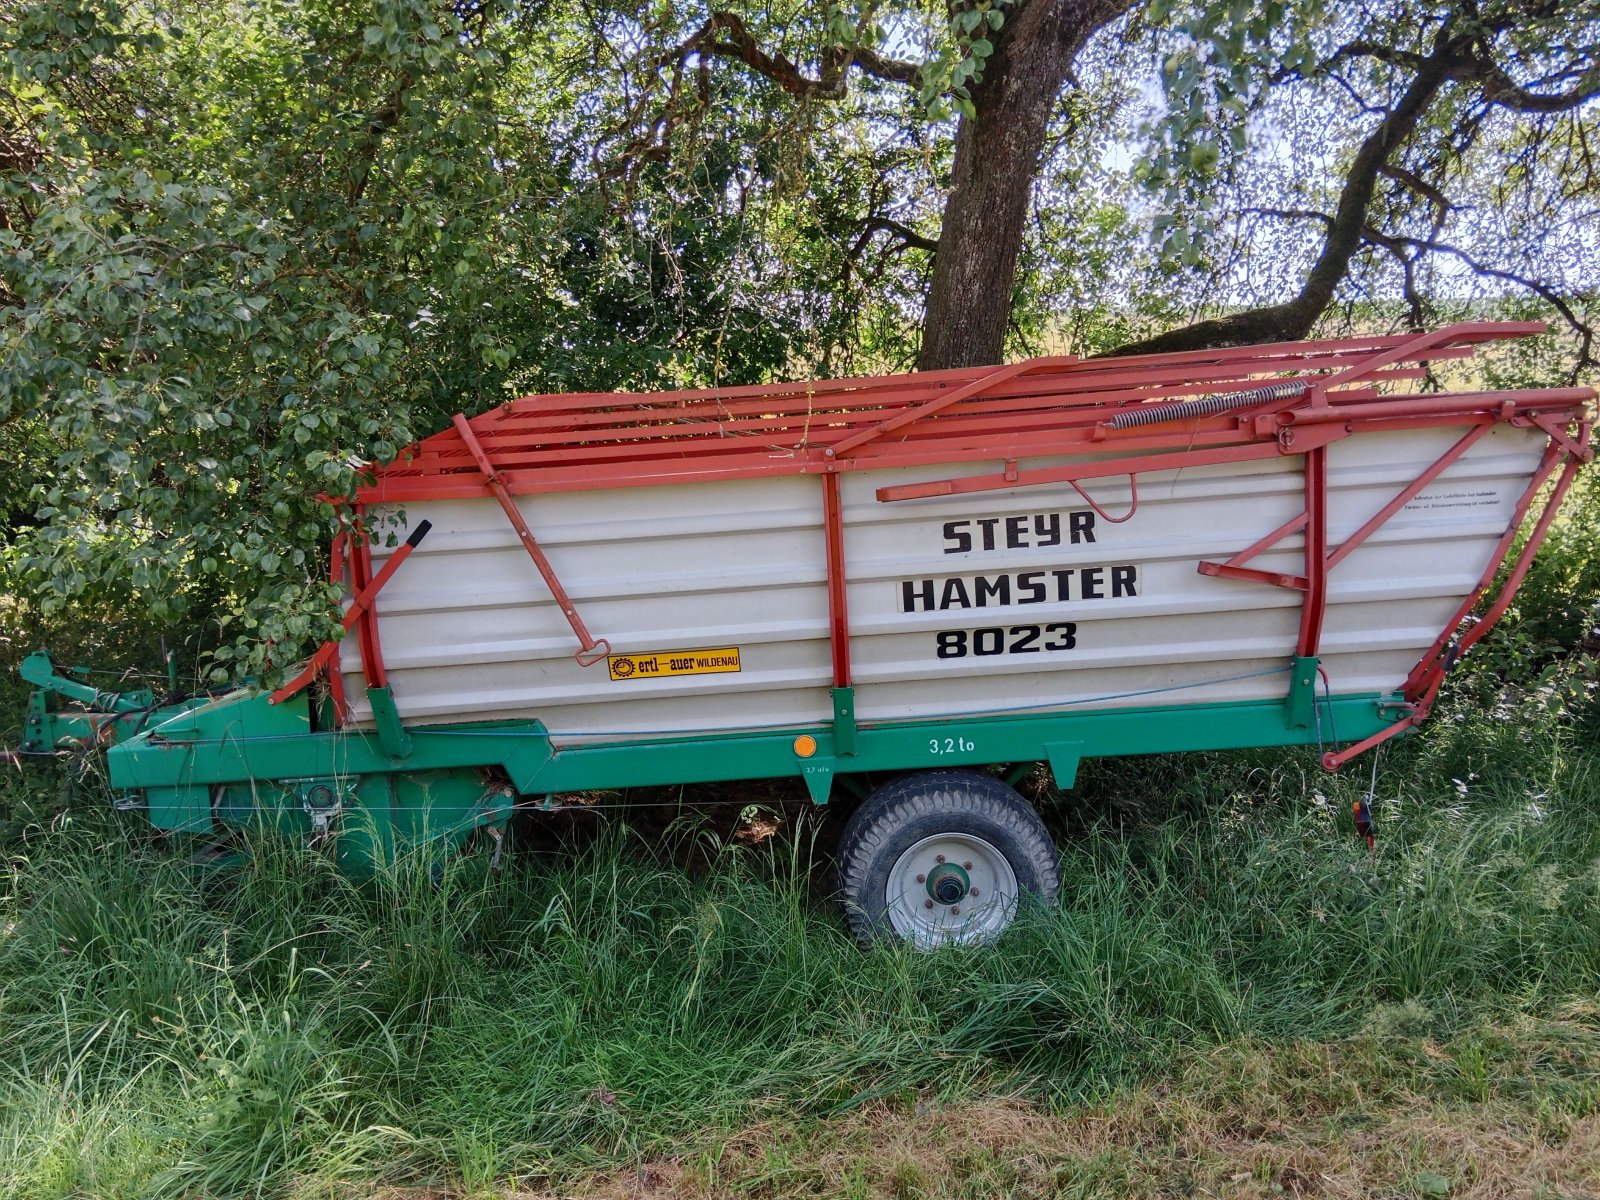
left=800, top=756, right=835, bottom=804
left=1284, top=656, right=1320, bottom=730
left=832, top=686, right=858, bottom=756
left=367, top=686, right=411, bottom=759
left=1043, top=741, right=1082, bottom=790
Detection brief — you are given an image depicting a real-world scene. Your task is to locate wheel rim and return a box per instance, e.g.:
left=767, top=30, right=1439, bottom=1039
left=885, top=832, right=1019, bottom=948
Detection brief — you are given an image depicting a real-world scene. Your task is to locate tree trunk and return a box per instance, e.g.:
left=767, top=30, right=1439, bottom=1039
left=917, top=0, right=1132, bottom=371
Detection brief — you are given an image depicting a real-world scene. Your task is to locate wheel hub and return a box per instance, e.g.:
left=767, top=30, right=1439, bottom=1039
left=925, top=862, right=970, bottom=905
left=885, top=831, right=1020, bottom=948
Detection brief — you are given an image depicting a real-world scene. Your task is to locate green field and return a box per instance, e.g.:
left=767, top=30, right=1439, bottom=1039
left=3, top=630, right=1599, bottom=1197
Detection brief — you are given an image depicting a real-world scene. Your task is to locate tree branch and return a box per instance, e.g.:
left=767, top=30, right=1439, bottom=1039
left=851, top=46, right=923, bottom=86
left=1360, top=225, right=1429, bottom=331
left=856, top=215, right=938, bottom=253
left=1450, top=54, right=1600, bottom=113
left=346, top=69, right=416, bottom=208
left=1106, top=32, right=1459, bottom=357
left=1386, top=234, right=1597, bottom=377
left=1240, top=206, right=1335, bottom=225
left=1338, top=28, right=1600, bottom=113
left=682, top=12, right=921, bottom=99
left=1379, top=162, right=1452, bottom=218
left=1332, top=40, right=1432, bottom=73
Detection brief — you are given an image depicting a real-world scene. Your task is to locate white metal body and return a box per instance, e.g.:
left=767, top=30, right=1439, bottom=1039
left=345, top=425, right=1545, bottom=742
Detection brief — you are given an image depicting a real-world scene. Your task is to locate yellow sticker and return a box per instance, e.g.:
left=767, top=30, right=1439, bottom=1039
left=607, top=647, right=741, bottom=681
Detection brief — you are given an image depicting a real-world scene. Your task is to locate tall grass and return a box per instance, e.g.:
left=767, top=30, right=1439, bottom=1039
left=2, top=660, right=1597, bottom=1197
left=3, top=334, right=1596, bottom=1198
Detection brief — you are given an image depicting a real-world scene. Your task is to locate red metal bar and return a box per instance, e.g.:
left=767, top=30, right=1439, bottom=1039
left=1314, top=321, right=1545, bottom=393
left=1321, top=712, right=1426, bottom=771
left=826, top=356, right=1078, bottom=458
left=1198, top=562, right=1308, bottom=590
left=1199, top=512, right=1308, bottom=578
left=346, top=330, right=1590, bottom=507
left=1328, top=449, right=1586, bottom=771
left=451, top=414, right=610, bottom=667
left=464, top=369, right=1427, bottom=446
left=461, top=360, right=1435, bottom=445
left=1527, top=412, right=1595, bottom=462
left=1325, top=423, right=1492, bottom=571
left=1296, top=443, right=1330, bottom=658
left=1435, top=457, right=1583, bottom=666
left=271, top=521, right=433, bottom=704
left=1401, top=441, right=1566, bottom=699
left=349, top=516, right=388, bottom=690
left=822, top=472, right=852, bottom=688
left=355, top=399, right=1592, bottom=506
left=1282, top=387, right=1591, bottom=425
left=874, top=426, right=1350, bottom=504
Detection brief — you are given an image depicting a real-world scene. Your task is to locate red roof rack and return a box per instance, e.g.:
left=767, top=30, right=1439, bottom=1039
left=357, top=320, right=1587, bottom=503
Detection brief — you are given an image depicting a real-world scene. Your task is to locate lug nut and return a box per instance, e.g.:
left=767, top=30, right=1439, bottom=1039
left=963, top=861, right=972, bottom=869
left=916, top=873, right=926, bottom=883
left=936, top=854, right=946, bottom=863
left=924, top=899, right=935, bottom=909
left=950, top=906, right=960, bottom=915
left=969, top=888, right=979, bottom=897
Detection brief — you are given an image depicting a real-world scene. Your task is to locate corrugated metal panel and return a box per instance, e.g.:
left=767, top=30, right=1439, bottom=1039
left=344, top=424, right=1546, bottom=741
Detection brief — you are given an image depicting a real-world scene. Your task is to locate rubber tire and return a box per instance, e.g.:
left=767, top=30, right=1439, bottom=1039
left=835, top=768, right=1060, bottom=947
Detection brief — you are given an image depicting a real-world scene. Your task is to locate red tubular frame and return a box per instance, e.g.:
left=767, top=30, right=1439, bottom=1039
left=827, top=356, right=1078, bottom=459
left=1296, top=445, right=1330, bottom=658
left=1324, top=422, right=1493, bottom=570
left=1401, top=441, right=1571, bottom=703
left=321, top=321, right=1591, bottom=772
left=325, top=534, right=348, bottom=722
left=1195, top=421, right=1498, bottom=592
left=348, top=514, right=389, bottom=690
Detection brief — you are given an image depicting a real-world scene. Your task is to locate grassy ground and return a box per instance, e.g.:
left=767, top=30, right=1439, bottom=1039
left=2, top=643, right=1598, bottom=1198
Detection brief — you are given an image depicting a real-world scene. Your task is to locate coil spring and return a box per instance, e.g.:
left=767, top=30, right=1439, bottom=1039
left=1106, top=379, right=1308, bottom=430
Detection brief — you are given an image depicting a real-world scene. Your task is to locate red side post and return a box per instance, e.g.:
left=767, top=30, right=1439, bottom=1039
left=822, top=471, right=852, bottom=689
left=1296, top=442, right=1330, bottom=658
left=270, top=520, right=433, bottom=704
left=348, top=518, right=389, bottom=690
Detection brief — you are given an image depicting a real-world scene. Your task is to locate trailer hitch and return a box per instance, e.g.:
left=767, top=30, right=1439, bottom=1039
left=15, top=650, right=206, bottom=754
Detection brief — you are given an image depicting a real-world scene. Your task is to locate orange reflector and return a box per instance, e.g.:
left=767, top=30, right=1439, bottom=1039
left=793, top=734, right=817, bottom=758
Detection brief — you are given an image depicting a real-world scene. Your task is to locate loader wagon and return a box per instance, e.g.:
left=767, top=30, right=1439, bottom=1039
left=27, top=321, right=1595, bottom=945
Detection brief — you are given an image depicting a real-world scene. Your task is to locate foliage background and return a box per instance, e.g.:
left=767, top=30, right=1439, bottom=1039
left=3, top=0, right=1594, bottom=680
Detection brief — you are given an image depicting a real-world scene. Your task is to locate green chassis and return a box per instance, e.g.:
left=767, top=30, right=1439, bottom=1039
left=99, top=656, right=1406, bottom=875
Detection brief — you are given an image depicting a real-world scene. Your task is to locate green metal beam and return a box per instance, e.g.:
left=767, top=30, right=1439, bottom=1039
left=110, top=684, right=1406, bottom=825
